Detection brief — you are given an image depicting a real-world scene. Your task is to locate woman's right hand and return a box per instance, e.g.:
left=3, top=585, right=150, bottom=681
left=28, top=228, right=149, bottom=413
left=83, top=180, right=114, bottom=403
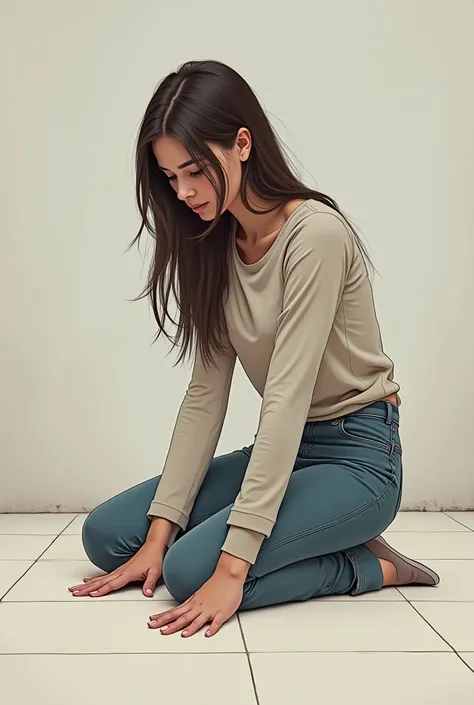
left=68, top=540, right=164, bottom=599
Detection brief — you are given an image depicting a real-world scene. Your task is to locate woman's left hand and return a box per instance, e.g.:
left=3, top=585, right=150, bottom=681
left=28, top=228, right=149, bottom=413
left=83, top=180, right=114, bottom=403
left=148, top=569, right=245, bottom=638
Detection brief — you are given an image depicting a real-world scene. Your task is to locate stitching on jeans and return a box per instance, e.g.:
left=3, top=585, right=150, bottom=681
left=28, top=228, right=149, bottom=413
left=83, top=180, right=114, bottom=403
left=338, top=417, right=402, bottom=454
left=345, top=549, right=364, bottom=594
left=339, top=419, right=401, bottom=454
left=257, top=475, right=397, bottom=560
left=293, top=579, right=337, bottom=602
left=354, top=412, right=399, bottom=426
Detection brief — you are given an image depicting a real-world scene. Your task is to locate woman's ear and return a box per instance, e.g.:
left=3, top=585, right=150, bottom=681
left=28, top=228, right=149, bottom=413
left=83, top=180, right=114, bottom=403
left=236, top=128, right=252, bottom=162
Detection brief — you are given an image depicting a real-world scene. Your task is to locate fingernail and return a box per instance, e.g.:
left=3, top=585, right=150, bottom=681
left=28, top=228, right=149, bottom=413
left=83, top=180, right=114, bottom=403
left=148, top=620, right=156, bottom=627
left=160, top=625, right=169, bottom=632
left=206, top=630, right=211, bottom=637
left=182, top=630, right=188, bottom=637
left=90, top=591, right=98, bottom=595
left=73, top=591, right=80, bottom=595
left=146, top=589, right=153, bottom=596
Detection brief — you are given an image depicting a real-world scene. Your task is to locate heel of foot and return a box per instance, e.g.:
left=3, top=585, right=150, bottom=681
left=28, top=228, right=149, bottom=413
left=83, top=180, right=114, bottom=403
left=379, top=558, right=398, bottom=587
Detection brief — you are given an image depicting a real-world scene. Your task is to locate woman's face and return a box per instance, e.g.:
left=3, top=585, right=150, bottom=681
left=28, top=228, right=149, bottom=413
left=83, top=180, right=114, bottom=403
left=152, top=132, right=250, bottom=221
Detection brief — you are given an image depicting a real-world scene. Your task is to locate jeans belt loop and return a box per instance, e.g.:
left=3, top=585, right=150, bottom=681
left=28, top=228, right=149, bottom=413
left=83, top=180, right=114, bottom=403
left=385, top=400, right=393, bottom=426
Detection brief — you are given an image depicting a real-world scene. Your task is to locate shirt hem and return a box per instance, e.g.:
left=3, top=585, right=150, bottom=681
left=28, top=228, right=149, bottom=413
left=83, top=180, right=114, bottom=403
left=307, top=385, right=401, bottom=422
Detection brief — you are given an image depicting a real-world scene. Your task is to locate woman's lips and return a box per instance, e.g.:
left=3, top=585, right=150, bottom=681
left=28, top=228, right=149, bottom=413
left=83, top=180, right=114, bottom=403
left=190, top=202, right=208, bottom=213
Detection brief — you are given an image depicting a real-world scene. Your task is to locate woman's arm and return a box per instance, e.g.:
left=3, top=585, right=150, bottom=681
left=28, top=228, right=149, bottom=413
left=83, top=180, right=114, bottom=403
left=146, top=516, right=175, bottom=547
left=221, top=212, right=353, bottom=564
left=147, top=214, right=352, bottom=638
left=147, top=341, right=236, bottom=545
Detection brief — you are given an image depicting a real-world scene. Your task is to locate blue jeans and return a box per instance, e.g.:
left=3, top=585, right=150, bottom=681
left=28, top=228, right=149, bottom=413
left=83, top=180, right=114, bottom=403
left=83, top=401, right=402, bottom=609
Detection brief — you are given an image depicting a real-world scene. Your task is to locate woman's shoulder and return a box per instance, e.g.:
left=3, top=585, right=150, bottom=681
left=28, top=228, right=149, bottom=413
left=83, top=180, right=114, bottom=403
left=283, top=200, right=354, bottom=254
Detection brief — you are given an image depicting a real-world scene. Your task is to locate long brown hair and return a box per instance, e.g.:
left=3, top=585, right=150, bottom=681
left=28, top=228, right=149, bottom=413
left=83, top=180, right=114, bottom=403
left=132, top=60, right=371, bottom=366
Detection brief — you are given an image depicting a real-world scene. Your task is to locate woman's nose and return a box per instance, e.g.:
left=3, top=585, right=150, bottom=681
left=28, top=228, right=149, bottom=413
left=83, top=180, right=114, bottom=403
left=177, top=184, right=195, bottom=201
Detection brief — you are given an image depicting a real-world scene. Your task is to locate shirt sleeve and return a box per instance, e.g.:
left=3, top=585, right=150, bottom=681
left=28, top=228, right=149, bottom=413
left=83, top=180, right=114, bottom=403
left=147, top=340, right=236, bottom=546
left=221, top=212, right=353, bottom=564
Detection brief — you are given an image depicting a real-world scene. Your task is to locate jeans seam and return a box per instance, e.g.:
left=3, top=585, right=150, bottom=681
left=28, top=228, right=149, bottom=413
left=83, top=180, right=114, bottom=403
left=293, top=579, right=338, bottom=601
left=345, top=548, right=367, bottom=595
left=389, top=426, right=403, bottom=517
left=257, top=477, right=396, bottom=561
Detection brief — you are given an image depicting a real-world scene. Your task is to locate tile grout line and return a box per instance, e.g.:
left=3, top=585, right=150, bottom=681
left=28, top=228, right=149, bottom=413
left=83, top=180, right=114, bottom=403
left=407, top=599, right=474, bottom=675
left=0, top=650, right=250, bottom=656
left=397, top=590, right=459, bottom=655
left=442, top=515, right=474, bottom=532
left=0, top=649, right=459, bottom=655
left=385, top=530, right=472, bottom=532
left=2, top=600, right=176, bottom=604
left=457, top=654, right=474, bottom=675
left=393, top=559, right=474, bottom=562
left=245, top=648, right=455, bottom=654
left=0, top=547, right=54, bottom=601
left=237, top=614, right=261, bottom=705
left=13, top=557, right=91, bottom=564
left=0, top=532, right=83, bottom=536
left=405, top=598, right=474, bottom=674
left=3, top=598, right=474, bottom=604
left=0, top=515, right=79, bottom=601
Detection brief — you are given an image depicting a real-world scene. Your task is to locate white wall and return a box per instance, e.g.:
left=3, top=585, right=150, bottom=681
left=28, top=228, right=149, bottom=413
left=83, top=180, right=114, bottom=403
left=1, top=0, right=473, bottom=512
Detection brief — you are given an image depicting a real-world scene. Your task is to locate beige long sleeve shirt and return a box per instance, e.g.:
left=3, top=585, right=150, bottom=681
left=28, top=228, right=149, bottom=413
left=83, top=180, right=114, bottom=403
left=147, top=200, right=399, bottom=564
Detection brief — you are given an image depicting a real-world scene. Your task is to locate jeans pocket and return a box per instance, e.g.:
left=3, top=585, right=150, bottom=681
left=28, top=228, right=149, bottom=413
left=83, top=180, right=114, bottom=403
left=337, top=415, right=402, bottom=456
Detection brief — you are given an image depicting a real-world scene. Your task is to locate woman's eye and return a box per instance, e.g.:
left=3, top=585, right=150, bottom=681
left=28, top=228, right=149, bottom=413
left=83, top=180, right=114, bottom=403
left=165, top=169, right=202, bottom=183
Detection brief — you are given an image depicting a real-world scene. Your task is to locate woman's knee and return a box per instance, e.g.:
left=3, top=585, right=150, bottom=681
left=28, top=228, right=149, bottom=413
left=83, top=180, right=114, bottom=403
left=81, top=479, right=158, bottom=573
left=82, top=506, right=125, bottom=573
left=162, top=541, right=209, bottom=603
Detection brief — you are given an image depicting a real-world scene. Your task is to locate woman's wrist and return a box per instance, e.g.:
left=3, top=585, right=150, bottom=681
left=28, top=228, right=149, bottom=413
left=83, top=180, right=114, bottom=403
left=216, top=551, right=251, bottom=580
left=146, top=516, right=174, bottom=549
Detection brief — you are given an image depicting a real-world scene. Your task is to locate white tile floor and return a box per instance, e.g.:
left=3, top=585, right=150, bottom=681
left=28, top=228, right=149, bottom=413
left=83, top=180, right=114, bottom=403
left=1, top=512, right=473, bottom=704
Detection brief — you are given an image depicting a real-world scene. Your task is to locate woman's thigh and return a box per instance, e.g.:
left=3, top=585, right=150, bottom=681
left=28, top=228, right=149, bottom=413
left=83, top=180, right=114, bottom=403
left=252, top=402, right=403, bottom=577
left=251, top=456, right=401, bottom=578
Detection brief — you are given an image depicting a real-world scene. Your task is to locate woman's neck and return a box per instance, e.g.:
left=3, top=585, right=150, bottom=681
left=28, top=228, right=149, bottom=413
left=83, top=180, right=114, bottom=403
left=230, top=196, right=306, bottom=266
left=228, top=193, right=288, bottom=246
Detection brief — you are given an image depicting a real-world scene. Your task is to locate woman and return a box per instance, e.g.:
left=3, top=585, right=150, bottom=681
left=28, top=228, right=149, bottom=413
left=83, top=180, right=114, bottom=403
left=69, top=60, right=439, bottom=638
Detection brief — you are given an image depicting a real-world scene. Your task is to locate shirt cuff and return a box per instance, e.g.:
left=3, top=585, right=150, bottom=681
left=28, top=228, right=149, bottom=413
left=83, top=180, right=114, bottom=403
left=147, top=501, right=188, bottom=535
left=221, top=525, right=266, bottom=565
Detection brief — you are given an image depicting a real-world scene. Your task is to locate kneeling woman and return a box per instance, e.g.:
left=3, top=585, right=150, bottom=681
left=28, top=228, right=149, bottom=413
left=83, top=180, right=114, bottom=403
left=70, top=60, right=439, bottom=638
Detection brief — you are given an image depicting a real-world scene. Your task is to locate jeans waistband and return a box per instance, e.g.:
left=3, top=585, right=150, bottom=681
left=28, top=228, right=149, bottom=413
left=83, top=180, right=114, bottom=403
left=347, top=400, right=400, bottom=426
left=307, top=400, right=400, bottom=430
